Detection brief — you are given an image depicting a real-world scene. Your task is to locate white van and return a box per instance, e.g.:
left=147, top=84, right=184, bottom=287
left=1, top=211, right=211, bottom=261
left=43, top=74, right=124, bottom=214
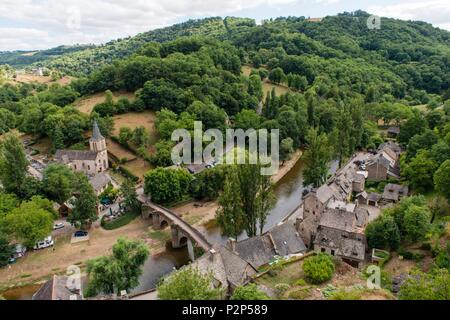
left=33, top=236, right=54, bottom=250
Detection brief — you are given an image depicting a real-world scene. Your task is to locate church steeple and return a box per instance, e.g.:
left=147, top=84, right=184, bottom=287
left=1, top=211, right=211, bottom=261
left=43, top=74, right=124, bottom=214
left=89, top=121, right=106, bottom=152
left=91, top=121, right=104, bottom=141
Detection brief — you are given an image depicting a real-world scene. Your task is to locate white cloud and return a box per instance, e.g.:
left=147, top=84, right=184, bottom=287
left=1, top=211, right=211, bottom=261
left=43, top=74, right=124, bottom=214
left=368, top=0, right=450, bottom=30
left=0, top=0, right=449, bottom=51
left=0, top=0, right=296, bottom=50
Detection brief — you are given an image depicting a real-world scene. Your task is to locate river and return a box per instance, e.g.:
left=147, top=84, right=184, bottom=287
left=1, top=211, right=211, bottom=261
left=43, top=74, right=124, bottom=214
left=1, top=157, right=339, bottom=299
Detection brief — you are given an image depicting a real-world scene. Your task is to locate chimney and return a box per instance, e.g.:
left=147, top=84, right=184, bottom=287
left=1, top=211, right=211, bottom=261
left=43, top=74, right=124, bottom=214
left=227, top=238, right=236, bottom=252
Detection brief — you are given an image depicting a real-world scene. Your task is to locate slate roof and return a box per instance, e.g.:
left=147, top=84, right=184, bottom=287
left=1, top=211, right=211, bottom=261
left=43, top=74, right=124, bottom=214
left=192, top=245, right=257, bottom=289
left=231, top=222, right=307, bottom=269
left=55, top=149, right=98, bottom=161
left=366, top=153, right=391, bottom=169
left=387, top=126, right=400, bottom=135
left=269, top=223, right=307, bottom=257
left=367, top=192, right=381, bottom=202
left=314, top=228, right=366, bottom=261
left=89, top=172, right=111, bottom=192
left=32, top=275, right=83, bottom=300
left=378, top=141, right=402, bottom=155
left=233, top=234, right=276, bottom=269
left=319, top=208, right=357, bottom=233
left=382, top=183, right=409, bottom=202
left=91, top=121, right=104, bottom=141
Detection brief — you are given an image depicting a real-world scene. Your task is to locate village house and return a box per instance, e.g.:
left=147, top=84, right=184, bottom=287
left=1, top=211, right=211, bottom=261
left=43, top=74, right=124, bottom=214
left=188, top=245, right=257, bottom=296
left=55, top=121, right=109, bottom=176
left=381, top=183, right=409, bottom=205
left=312, top=203, right=370, bottom=268
left=227, top=222, right=307, bottom=270
left=387, top=126, right=400, bottom=138
left=89, top=172, right=113, bottom=196
left=366, top=142, right=401, bottom=181
left=33, top=275, right=85, bottom=300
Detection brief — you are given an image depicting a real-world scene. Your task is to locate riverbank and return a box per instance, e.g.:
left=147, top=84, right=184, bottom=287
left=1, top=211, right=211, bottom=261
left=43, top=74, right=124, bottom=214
left=0, top=217, right=156, bottom=292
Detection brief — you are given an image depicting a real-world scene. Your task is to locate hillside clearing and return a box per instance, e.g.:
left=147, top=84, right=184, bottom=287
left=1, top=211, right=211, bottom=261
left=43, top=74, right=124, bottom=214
left=73, top=91, right=135, bottom=114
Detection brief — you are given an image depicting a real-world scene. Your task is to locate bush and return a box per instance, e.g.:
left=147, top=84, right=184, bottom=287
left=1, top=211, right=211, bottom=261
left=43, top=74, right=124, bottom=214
left=274, top=283, right=290, bottom=298
left=288, top=287, right=310, bottom=300
left=302, top=253, right=335, bottom=284
left=398, top=248, right=425, bottom=261
left=230, top=284, right=269, bottom=300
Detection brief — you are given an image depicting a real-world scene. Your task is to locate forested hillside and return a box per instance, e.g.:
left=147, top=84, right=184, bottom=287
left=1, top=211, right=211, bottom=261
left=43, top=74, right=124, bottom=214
left=0, top=17, right=254, bottom=75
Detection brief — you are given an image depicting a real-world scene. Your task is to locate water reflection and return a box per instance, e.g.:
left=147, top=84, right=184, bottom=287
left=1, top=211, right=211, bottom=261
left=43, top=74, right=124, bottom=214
left=132, top=242, right=190, bottom=293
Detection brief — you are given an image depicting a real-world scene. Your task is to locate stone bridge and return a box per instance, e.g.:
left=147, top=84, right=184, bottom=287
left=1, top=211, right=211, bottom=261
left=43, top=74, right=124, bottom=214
left=138, top=193, right=211, bottom=260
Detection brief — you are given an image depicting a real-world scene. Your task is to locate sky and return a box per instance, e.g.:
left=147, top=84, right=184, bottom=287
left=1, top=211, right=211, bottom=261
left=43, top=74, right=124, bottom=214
left=0, top=0, right=449, bottom=51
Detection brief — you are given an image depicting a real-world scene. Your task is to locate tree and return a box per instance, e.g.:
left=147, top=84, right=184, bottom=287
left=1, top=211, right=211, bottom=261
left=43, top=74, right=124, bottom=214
left=399, top=269, right=450, bottom=300
left=144, top=168, right=192, bottom=204
left=0, top=231, right=13, bottom=267
left=403, top=205, right=430, bottom=242
left=280, top=137, right=294, bottom=163
left=216, top=169, right=245, bottom=239
left=303, top=128, right=332, bottom=188
left=43, top=164, right=76, bottom=204
left=365, top=213, right=401, bottom=250
left=157, top=266, right=223, bottom=300
left=121, top=179, right=141, bottom=213
left=399, top=115, right=427, bottom=146
left=131, top=126, right=150, bottom=147
left=434, top=160, right=450, bottom=201
left=4, top=197, right=54, bottom=247
left=234, top=109, right=261, bottom=130
left=302, top=253, right=335, bottom=284
left=0, top=192, right=19, bottom=219
left=68, top=174, right=98, bottom=228
left=268, top=67, right=285, bottom=84
left=402, top=150, right=438, bottom=193
left=231, top=283, right=269, bottom=300
left=118, top=127, right=132, bottom=146
left=86, top=238, right=149, bottom=296
left=0, top=132, right=29, bottom=195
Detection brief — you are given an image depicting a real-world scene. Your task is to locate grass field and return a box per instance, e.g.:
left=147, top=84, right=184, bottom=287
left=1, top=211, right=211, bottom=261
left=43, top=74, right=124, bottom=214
left=73, top=91, right=135, bottom=114
left=241, top=65, right=292, bottom=98
left=112, top=110, right=157, bottom=141
left=122, top=158, right=152, bottom=180
left=106, top=138, right=137, bottom=162
left=11, top=74, right=74, bottom=86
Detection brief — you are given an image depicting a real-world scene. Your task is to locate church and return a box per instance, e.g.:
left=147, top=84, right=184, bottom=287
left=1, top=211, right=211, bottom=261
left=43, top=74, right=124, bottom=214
left=55, top=121, right=109, bottom=176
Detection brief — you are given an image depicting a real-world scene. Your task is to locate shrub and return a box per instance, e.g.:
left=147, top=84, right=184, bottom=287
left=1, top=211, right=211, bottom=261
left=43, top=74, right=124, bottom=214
left=288, top=287, right=310, bottom=300
left=274, top=283, right=290, bottom=298
left=230, top=284, right=269, bottom=300
left=303, top=253, right=335, bottom=284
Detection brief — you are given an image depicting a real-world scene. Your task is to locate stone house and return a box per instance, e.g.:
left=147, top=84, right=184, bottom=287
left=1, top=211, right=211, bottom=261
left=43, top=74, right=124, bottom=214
left=227, top=222, right=306, bottom=269
left=189, top=245, right=257, bottom=296
left=55, top=121, right=109, bottom=176
left=312, top=205, right=370, bottom=268
left=89, top=172, right=113, bottom=196
left=381, top=183, right=409, bottom=204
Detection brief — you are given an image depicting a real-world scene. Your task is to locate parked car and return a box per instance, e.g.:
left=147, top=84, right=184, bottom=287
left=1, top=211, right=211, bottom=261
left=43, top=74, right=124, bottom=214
left=53, top=222, right=65, bottom=230
left=33, top=236, right=54, bottom=250
left=73, top=231, right=88, bottom=237
left=13, top=244, right=27, bottom=259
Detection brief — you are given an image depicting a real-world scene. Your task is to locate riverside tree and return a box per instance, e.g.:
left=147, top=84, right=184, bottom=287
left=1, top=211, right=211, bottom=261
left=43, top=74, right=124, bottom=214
left=0, top=132, right=29, bottom=196
left=157, top=266, right=223, bottom=300
left=303, top=128, right=332, bottom=188
left=85, top=238, right=149, bottom=296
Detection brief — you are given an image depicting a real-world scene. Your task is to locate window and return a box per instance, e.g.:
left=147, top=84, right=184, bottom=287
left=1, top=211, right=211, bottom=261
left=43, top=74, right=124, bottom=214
left=88, top=165, right=91, bottom=171
left=331, top=250, right=335, bottom=256
left=321, top=248, right=325, bottom=253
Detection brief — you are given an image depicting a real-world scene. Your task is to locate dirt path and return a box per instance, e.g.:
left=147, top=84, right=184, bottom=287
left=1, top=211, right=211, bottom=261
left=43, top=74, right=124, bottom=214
left=0, top=218, right=153, bottom=288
